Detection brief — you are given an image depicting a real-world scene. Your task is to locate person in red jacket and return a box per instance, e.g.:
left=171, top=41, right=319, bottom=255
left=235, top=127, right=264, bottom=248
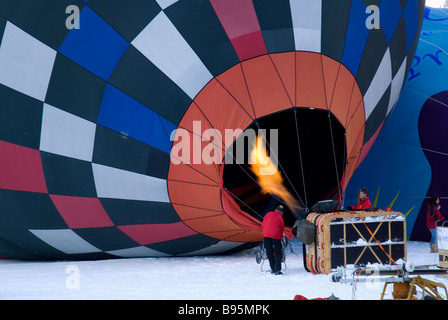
left=261, top=205, right=285, bottom=275
left=427, top=195, right=445, bottom=252
left=349, top=188, right=372, bottom=210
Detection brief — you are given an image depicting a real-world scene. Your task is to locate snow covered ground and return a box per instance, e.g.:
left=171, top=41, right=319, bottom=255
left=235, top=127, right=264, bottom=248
left=0, top=240, right=446, bottom=300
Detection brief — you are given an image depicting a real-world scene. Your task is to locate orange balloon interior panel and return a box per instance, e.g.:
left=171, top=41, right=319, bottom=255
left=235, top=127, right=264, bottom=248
left=201, top=228, right=262, bottom=243
left=172, top=203, right=223, bottom=221
left=295, top=52, right=327, bottom=109
left=118, top=222, right=197, bottom=246
left=170, top=144, right=222, bottom=185
left=176, top=101, right=225, bottom=153
left=328, top=63, right=365, bottom=178
left=171, top=113, right=223, bottom=182
left=216, top=64, right=256, bottom=119
left=223, top=229, right=263, bottom=242
left=328, top=65, right=357, bottom=126
left=269, top=52, right=297, bottom=105
left=176, top=204, right=261, bottom=242
left=346, top=99, right=366, bottom=159
left=321, top=55, right=342, bottom=108
left=193, top=79, right=254, bottom=147
left=183, top=213, right=243, bottom=235
left=168, top=180, right=223, bottom=212
left=168, top=160, right=220, bottom=186
left=241, top=54, right=294, bottom=117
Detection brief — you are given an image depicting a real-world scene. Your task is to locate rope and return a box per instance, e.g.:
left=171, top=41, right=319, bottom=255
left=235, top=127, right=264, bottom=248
left=224, top=187, right=264, bottom=221
left=293, top=108, right=308, bottom=210
left=327, top=111, right=342, bottom=201
left=340, top=133, right=347, bottom=209
left=356, top=212, right=398, bottom=266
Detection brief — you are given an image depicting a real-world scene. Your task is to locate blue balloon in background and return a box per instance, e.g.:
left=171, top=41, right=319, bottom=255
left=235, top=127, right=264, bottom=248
left=346, top=7, right=448, bottom=241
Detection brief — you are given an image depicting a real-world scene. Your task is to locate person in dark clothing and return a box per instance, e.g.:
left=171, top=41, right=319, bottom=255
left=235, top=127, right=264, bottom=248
left=427, top=195, right=445, bottom=252
left=261, top=205, right=285, bottom=275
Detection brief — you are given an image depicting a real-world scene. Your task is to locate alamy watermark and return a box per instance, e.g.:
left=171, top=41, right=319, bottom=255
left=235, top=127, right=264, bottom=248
left=365, top=5, right=381, bottom=30
left=65, top=5, right=80, bottom=30
left=170, top=121, right=279, bottom=175
left=65, top=265, right=80, bottom=290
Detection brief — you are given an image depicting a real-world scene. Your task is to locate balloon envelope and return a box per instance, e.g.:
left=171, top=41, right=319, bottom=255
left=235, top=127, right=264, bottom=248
left=0, top=0, right=424, bottom=259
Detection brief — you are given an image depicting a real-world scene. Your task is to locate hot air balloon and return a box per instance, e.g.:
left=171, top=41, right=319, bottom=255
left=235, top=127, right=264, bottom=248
left=345, top=6, right=448, bottom=242
left=0, top=0, right=424, bottom=260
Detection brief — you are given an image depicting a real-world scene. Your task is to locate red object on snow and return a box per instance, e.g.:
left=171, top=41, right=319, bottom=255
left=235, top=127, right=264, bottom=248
left=293, top=295, right=327, bottom=300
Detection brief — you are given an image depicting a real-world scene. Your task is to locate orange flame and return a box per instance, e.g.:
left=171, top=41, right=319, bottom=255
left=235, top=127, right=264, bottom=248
left=249, top=137, right=299, bottom=214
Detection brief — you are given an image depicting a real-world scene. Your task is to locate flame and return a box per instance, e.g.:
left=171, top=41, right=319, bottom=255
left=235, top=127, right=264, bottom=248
left=249, top=137, right=299, bottom=214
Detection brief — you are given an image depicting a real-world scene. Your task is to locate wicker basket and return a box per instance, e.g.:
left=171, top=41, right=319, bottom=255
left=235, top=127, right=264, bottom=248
left=439, top=250, right=448, bottom=269
left=304, top=210, right=407, bottom=274
left=437, top=223, right=448, bottom=269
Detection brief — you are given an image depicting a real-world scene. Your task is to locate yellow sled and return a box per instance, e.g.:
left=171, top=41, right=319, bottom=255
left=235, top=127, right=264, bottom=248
left=381, top=275, right=447, bottom=300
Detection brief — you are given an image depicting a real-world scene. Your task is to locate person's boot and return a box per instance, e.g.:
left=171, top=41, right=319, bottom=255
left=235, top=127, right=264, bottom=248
left=430, top=244, right=438, bottom=253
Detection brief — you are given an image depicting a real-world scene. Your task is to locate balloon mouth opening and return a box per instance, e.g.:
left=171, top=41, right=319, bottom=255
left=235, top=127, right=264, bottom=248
left=222, top=107, right=346, bottom=228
